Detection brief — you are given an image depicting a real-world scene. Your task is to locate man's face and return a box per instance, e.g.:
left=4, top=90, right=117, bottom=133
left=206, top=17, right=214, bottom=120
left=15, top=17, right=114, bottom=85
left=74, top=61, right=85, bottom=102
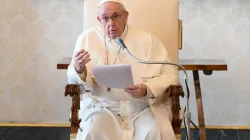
left=97, top=2, right=128, bottom=39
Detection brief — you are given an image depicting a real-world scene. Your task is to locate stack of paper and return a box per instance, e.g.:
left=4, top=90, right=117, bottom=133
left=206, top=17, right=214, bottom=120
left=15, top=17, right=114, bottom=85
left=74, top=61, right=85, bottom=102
left=92, top=64, right=134, bottom=89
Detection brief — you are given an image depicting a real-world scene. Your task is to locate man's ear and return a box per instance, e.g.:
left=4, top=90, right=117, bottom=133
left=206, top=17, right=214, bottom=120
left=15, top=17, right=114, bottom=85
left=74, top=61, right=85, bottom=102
left=124, top=11, right=129, bottom=21
left=97, top=16, right=101, bottom=23
left=126, top=11, right=129, bottom=17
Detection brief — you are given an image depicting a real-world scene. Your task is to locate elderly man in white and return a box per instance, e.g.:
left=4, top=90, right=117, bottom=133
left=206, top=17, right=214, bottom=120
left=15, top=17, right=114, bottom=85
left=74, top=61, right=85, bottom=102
left=67, top=0, right=179, bottom=139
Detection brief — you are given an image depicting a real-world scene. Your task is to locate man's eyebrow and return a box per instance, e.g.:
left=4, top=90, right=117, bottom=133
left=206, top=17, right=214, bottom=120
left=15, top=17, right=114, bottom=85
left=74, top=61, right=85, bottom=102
left=101, top=12, right=120, bottom=16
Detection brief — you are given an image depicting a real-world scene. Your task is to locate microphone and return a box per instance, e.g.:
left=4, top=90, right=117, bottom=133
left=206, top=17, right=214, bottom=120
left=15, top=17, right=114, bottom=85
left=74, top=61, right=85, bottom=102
left=115, top=37, right=189, bottom=87
left=116, top=37, right=127, bottom=50
left=116, top=37, right=192, bottom=140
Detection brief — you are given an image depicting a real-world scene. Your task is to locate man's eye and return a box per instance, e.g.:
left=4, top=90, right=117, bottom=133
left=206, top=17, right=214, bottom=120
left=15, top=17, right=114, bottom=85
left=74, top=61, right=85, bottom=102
left=102, top=17, right=109, bottom=20
left=113, top=15, right=119, bottom=19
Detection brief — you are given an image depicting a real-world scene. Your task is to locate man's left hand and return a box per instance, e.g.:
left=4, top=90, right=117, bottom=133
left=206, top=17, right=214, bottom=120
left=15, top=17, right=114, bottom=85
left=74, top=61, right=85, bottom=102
left=124, top=84, right=147, bottom=98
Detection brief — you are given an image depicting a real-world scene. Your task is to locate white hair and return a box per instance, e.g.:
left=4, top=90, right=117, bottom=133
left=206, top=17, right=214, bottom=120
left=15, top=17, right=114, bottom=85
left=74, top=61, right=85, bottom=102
left=97, top=2, right=127, bottom=14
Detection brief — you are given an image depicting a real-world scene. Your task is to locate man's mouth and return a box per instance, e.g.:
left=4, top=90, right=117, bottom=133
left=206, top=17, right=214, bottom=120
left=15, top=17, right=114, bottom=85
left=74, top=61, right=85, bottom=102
left=109, top=29, right=117, bottom=34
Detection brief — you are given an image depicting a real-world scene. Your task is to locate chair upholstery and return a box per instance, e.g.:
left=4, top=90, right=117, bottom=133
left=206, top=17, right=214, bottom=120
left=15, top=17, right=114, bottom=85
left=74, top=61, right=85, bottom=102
left=83, top=0, right=179, bottom=63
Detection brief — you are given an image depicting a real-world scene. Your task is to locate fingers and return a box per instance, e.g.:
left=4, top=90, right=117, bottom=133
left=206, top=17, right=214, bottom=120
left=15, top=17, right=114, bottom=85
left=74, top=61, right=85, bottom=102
left=125, top=85, right=140, bottom=94
left=82, top=57, right=91, bottom=65
left=128, top=91, right=142, bottom=98
left=74, top=49, right=91, bottom=65
left=125, top=87, right=141, bottom=98
left=73, top=49, right=91, bottom=74
left=125, top=84, right=147, bottom=98
left=125, top=89, right=140, bottom=94
left=125, top=85, right=139, bottom=90
left=74, top=49, right=85, bottom=58
left=76, top=51, right=89, bottom=61
left=79, top=54, right=91, bottom=64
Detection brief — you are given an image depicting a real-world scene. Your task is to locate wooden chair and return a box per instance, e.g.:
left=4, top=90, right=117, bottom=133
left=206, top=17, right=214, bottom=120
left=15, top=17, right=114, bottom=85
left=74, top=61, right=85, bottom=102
left=64, top=84, right=184, bottom=138
left=64, top=0, right=185, bottom=139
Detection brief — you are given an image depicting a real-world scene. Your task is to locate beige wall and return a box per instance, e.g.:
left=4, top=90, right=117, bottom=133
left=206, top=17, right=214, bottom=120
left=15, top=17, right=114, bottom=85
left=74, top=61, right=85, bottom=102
left=179, top=0, right=250, bottom=126
left=1, top=0, right=250, bottom=126
left=0, top=0, right=83, bottom=123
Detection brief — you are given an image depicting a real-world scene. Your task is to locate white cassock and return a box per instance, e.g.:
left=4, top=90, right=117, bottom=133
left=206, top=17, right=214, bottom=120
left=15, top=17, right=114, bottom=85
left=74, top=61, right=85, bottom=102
left=67, top=24, right=179, bottom=140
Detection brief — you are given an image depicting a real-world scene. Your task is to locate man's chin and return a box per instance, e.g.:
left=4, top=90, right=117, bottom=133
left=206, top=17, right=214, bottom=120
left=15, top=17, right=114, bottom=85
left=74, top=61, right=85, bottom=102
left=109, top=34, right=119, bottom=40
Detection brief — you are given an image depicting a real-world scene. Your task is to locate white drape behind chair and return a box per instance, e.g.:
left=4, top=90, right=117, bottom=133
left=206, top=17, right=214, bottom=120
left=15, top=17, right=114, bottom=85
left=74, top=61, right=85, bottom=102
left=83, top=0, right=179, bottom=63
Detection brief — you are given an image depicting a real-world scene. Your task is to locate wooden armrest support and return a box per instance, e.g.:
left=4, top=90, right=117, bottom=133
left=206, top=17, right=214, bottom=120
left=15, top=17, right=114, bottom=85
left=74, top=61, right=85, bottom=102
left=65, top=84, right=80, bottom=97
left=166, top=85, right=184, bottom=134
left=64, top=84, right=81, bottom=128
left=64, top=84, right=184, bottom=134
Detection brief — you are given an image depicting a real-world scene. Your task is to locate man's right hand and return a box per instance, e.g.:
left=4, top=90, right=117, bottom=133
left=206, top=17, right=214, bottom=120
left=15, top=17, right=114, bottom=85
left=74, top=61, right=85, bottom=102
left=74, top=49, right=91, bottom=74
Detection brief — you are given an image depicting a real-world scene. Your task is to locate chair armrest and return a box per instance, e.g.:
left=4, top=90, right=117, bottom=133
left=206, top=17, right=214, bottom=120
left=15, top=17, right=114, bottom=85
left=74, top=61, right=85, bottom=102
left=64, top=84, right=81, bottom=128
left=165, top=85, right=184, bottom=134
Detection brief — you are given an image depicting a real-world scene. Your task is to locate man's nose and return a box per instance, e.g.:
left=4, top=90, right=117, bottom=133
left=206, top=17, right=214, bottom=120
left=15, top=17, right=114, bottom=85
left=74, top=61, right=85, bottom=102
left=107, top=18, right=115, bottom=26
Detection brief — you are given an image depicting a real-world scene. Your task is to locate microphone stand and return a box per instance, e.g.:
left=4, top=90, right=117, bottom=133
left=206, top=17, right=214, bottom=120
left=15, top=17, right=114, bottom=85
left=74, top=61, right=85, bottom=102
left=116, top=37, right=191, bottom=140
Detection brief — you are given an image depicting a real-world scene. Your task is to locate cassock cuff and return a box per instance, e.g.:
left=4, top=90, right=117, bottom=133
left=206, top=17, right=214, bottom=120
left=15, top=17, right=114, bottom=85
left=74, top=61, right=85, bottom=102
left=145, top=87, right=155, bottom=98
left=74, top=66, right=87, bottom=82
left=144, top=81, right=166, bottom=104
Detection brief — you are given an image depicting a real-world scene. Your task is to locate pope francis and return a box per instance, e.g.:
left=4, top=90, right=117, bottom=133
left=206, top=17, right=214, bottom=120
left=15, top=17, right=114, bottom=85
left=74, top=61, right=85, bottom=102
left=67, top=0, right=179, bottom=140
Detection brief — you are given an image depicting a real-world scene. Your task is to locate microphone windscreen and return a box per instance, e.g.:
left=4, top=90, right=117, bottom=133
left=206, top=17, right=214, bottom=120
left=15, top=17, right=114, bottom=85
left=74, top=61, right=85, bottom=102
left=116, top=37, right=127, bottom=50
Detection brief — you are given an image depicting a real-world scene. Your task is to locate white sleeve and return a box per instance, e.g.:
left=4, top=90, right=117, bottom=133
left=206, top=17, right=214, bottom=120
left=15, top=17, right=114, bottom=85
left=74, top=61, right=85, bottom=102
left=67, top=33, right=87, bottom=85
left=143, top=35, right=179, bottom=104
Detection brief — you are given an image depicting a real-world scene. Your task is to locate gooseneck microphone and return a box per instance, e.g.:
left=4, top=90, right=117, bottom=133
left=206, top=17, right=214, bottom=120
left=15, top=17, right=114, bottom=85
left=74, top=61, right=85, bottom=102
left=116, top=37, right=192, bottom=140
left=116, top=37, right=188, bottom=79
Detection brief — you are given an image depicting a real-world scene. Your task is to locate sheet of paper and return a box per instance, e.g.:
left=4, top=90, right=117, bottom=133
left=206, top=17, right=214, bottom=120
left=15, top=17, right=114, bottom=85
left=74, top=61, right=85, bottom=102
left=91, top=64, right=134, bottom=89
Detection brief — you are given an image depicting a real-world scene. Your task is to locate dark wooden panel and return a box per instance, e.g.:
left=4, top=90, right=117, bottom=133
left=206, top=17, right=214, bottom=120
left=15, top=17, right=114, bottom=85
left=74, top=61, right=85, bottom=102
left=57, top=57, right=72, bottom=69
left=179, top=59, right=227, bottom=71
left=57, top=57, right=227, bottom=71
